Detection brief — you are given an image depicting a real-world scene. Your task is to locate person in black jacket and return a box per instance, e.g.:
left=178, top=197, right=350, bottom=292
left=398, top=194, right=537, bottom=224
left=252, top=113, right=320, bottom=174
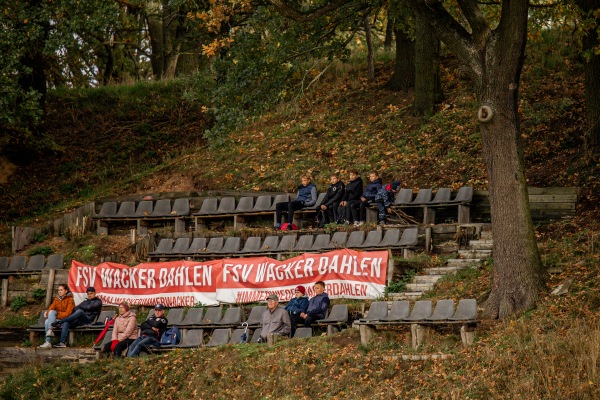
left=53, top=286, right=102, bottom=348
left=317, top=174, right=345, bottom=227
left=337, top=170, right=363, bottom=224
left=353, top=171, right=383, bottom=226
left=127, top=304, right=169, bottom=357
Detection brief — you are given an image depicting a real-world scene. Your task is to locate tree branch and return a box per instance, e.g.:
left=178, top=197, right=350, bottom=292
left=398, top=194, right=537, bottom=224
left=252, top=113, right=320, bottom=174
left=457, top=0, right=491, bottom=41
left=267, top=0, right=354, bottom=23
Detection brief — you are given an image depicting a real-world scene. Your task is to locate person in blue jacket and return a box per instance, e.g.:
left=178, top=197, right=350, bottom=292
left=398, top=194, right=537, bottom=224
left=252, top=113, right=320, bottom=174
left=274, top=175, right=317, bottom=230
left=375, top=180, right=401, bottom=224
left=352, top=171, right=383, bottom=226
left=285, top=285, right=309, bottom=337
left=299, top=281, right=330, bottom=327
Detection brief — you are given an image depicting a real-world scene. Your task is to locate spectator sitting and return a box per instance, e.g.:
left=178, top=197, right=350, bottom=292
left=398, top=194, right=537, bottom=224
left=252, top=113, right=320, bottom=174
left=299, top=281, right=330, bottom=327
left=127, top=304, right=168, bottom=357
left=285, top=285, right=309, bottom=337
left=38, top=284, right=75, bottom=349
left=337, top=170, right=363, bottom=224
left=375, top=180, right=401, bottom=225
left=352, top=171, right=383, bottom=226
left=260, top=294, right=291, bottom=342
left=103, top=302, right=138, bottom=357
left=53, top=286, right=103, bottom=348
left=274, top=175, right=318, bottom=230
left=317, top=174, right=345, bottom=228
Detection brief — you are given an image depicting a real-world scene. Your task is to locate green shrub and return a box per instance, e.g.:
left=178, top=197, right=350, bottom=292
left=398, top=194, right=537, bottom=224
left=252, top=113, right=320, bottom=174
left=32, top=288, right=46, bottom=301
left=10, top=296, right=28, bottom=312
left=29, top=245, right=53, bottom=256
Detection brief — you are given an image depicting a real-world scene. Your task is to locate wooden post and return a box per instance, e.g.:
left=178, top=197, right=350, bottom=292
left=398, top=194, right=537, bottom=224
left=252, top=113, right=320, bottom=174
left=45, top=269, right=56, bottom=308
left=359, top=324, right=375, bottom=346
left=130, top=229, right=136, bottom=245
left=460, top=324, right=476, bottom=346
left=458, top=204, right=470, bottom=224
left=97, top=220, right=108, bottom=236
left=175, top=218, right=185, bottom=233
left=387, top=249, right=394, bottom=285
left=411, top=323, right=428, bottom=349
left=327, top=325, right=337, bottom=336
left=1, top=279, right=8, bottom=307
left=425, top=226, right=432, bottom=253
left=137, top=220, right=148, bottom=236
left=423, top=207, right=436, bottom=225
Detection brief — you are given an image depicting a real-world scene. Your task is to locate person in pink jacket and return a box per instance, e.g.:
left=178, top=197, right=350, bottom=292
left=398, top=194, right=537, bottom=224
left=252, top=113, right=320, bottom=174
left=103, top=302, right=138, bottom=357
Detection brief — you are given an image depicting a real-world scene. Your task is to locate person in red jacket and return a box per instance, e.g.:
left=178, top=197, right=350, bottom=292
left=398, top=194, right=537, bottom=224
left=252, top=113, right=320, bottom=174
left=38, top=284, right=75, bottom=349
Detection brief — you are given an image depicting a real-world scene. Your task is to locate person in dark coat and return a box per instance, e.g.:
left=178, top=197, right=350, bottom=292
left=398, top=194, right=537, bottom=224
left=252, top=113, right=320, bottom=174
left=275, top=175, right=318, bottom=230
left=285, top=285, right=309, bottom=337
left=54, top=286, right=103, bottom=348
left=127, top=304, right=168, bottom=357
left=353, top=171, right=383, bottom=226
left=299, top=281, right=330, bottom=327
left=337, top=170, right=363, bottom=224
left=375, top=180, right=401, bottom=224
left=317, top=174, right=345, bottom=227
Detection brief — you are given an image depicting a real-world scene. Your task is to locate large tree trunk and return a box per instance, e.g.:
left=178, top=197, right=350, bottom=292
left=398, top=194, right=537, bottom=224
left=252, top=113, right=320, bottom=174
left=576, top=0, right=600, bottom=162
left=414, top=13, right=441, bottom=116
left=411, top=0, right=543, bottom=318
left=385, top=27, right=414, bottom=91
left=364, top=14, right=375, bottom=81
left=146, top=1, right=164, bottom=79
left=384, top=15, right=394, bottom=52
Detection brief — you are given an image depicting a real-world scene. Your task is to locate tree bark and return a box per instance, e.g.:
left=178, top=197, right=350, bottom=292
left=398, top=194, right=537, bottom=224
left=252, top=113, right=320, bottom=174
left=410, top=0, right=543, bottom=318
left=413, top=13, right=441, bottom=116
left=385, top=27, right=414, bottom=91
left=364, top=14, right=375, bottom=81
left=384, top=15, right=394, bottom=52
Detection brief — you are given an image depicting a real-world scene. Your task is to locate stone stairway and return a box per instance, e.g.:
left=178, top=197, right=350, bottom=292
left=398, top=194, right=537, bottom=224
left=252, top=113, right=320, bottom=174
left=391, top=232, right=493, bottom=300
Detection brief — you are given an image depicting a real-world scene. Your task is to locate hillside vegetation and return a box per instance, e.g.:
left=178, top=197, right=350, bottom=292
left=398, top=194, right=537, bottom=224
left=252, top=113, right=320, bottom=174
left=0, top=31, right=599, bottom=399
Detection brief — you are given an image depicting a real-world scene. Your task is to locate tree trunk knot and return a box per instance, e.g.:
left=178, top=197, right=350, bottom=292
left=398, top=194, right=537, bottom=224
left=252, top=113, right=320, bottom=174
left=478, top=105, right=493, bottom=122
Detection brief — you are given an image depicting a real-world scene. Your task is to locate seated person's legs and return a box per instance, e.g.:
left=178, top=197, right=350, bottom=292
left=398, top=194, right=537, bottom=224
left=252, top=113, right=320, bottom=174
left=287, top=200, right=305, bottom=227
left=113, top=339, right=134, bottom=357
left=348, top=200, right=361, bottom=223
left=275, top=201, right=290, bottom=227
left=359, top=201, right=370, bottom=222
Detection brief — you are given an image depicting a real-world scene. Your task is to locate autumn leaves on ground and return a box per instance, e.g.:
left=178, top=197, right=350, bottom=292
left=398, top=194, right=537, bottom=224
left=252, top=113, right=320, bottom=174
left=1, top=40, right=600, bottom=399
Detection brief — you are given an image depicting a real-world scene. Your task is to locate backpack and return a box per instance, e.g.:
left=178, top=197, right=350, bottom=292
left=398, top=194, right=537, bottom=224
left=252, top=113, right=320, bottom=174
left=160, top=326, right=181, bottom=345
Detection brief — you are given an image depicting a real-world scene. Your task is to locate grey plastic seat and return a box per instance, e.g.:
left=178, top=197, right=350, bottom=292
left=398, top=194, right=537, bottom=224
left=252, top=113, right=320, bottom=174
left=215, top=197, right=236, bottom=214
left=148, top=238, right=173, bottom=256
left=0, top=257, right=8, bottom=271
left=276, top=235, right=297, bottom=252
left=380, top=301, right=410, bottom=322
left=449, top=299, right=478, bottom=322
left=239, top=237, right=262, bottom=253
left=198, top=307, right=223, bottom=326
left=175, top=329, right=204, bottom=348
left=166, top=308, right=185, bottom=326
left=258, top=236, right=279, bottom=252
left=356, top=230, right=383, bottom=248
left=245, top=306, right=266, bottom=327
left=179, top=308, right=204, bottom=326
left=7, top=256, right=26, bottom=272
left=134, top=200, right=153, bottom=217
left=172, top=198, right=190, bottom=216
left=93, top=328, right=113, bottom=351
left=234, top=197, right=254, bottom=213
left=186, top=238, right=208, bottom=255
left=95, top=310, right=117, bottom=326
left=378, top=229, right=401, bottom=248
left=269, top=194, right=290, bottom=211
left=25, top=255, right=45, bottom=271
left=293, top=327, right=312, bottom=339
left=217, top=237, right=242, bottom=254
left=310, top=234, right=331, bottom=251
left=250, top=328, right=263, bottom=343
left=305, top=193, right=326, bottom=210
left=205, top=328, right=230, bottom=347
left=327, top=232, right=348, bottom=249
left=394, top=189, right=414, bottom=206
left=406, top=188, right=433, bottom=206
left=316, top=304, right=348, bottom=324
left=427, top=188, right=452, bottom=204
left=29, top=311, right=47, bottom=329
left=203, top=237, right=224, bottom=254
left=398, top=228, right=419, bottom=247
left=251, top=195, right=272, bottom=212
left=44, top=254, right=64, bottom=270
left=171, top=238, right=191, bottom=255
left=449, top=186, right=474, bottom=203
left=293, top=235, right=314, bottom=252
left=358, top=301, right=388, bottom=322
left=195, top=198, right=218, bottom=215
left=115, top=201, right=136, bottom=218
left=345, top=231, right=366, bottom=248
left=150, top=199, right=172, bottom=217
left=216, top=307, right=243, bottom=326
left=426, top=299, right=455, bottom=321
left=229, top=328, right=250, bottom=344
left=403, top=300, right=433, bottom=322
left=96, top=202, right=117, bottom=218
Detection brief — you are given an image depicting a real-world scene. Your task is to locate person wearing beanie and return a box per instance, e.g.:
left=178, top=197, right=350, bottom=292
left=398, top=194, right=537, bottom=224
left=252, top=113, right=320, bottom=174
left=285, top=286, right=309, bottom=337
left=104, top=302, right=137, bottom=357
left=375, top=179, right=402, bottom=225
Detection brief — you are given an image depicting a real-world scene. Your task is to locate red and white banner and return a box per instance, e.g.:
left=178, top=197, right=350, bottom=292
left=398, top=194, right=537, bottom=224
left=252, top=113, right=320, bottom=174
left=68, top=249, right=388, bottom=307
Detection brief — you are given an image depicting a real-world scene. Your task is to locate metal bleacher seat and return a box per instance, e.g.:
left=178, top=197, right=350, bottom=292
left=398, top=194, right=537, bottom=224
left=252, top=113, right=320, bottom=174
left=393, top=189, right=414, bottom=206
left=239, top=237, right=262, bottom=254
left=96, top=202, right=117, bottom=218
left=425, top=300, right=455, bottom=322
left=251, top=195, right=272, bottom=213
left=345, top=231, right=366, bottom=248
left=326, top=231, right=348, bottom=249
left=449, top=299, right=478, bottom=322
left=293, top=327, right=312, bottom=339
left=276, top=235, right=297, bottom=252
left=244, top=306, right=266, bottom=328
left=195, top=198, right=218, bottom=215
left=258, top=236, right=279, bottom=253
left=44, top=254, right=64, bottom=270
left=133, top=200, right=153, bottom=217
left=403, top=300, right=433, bottom=322
left=175, top=329, right=204, bottom=348
left=217, top=237, right=242, bottom=254
left=179, top=308, right=204, bottom=326
left=234, top=197, right=254, bottom=213
left=7, top=256, right=26, bottom=272
left=25, top=255, right=45, bottom=272
left=379, top=300, right=410, bottom=322
left=150, top=199, right=172, bottom=217
left=216, top=307, right=243, bottom=326
left=215, top=197, right=236, bottom=214
left=293, top=235, right=314, bottom=252
left=356, top=230, right=382, bottom=248
left=205, top=328, right=230, bottom=347
left=310, top=234, right=331, bottom=252
left=268, top=194, right=290, bottom=211
left=358, top=301, right=388, bottom=322
left=115, top=201, right=136, bottom=218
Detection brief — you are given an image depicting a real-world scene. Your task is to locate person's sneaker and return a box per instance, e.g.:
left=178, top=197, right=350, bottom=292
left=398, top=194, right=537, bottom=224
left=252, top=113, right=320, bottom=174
left=46, top=328, right=55, bottom=337
left=343, top=220, right=350, bottom=225
left=273, top=223, right=282, bottom=230
left=38, top=341, right=52, bottom=349
left=54, top=342, right=67, bottom=348
left=356, top=221, right=365, bottom=227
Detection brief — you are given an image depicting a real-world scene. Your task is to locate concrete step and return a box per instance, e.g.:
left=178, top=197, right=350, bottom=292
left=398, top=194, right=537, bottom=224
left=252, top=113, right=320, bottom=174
left=405, top=283, right=435, bottom=292
left=388, top=292, right=424, bottom=301
left=446, top=258, right=482, bottom=268
left=469, top=240, right=494, bottom=250
left=480, top=230, right=493, bottom=240
left=413, top=274, right=443, bottom=284
left=458, top=249, right=492, bottom=259
left=423, top=266, right=465, bottom=275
